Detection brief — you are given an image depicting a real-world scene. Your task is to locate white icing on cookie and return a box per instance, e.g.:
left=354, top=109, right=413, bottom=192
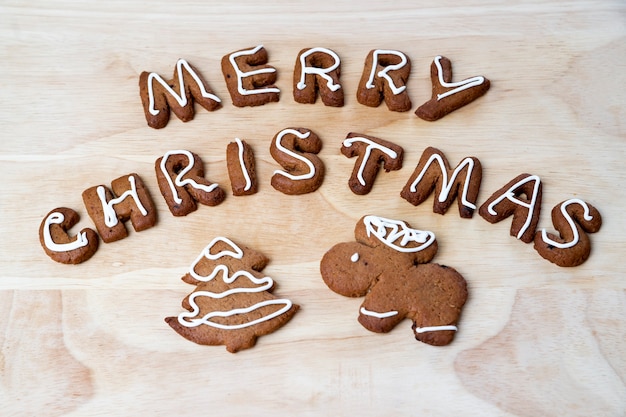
left=486, top=175, right=541, bottom=240
left=365, top=49, right=408, bottom=95
left=408, top=153, right=477, bottom=210
left=363, top=215, right=435, bottom=253
left=360, top=306, right=398, bottom=319
left=146, top=58, right=221, bottom=116
left=540, top=198, right=594, bottom=249
left=433, top=55, right=485, bottom=101
left=228, top=45, right=280, bottom=96
left=342, top=136, right=398, bottom=186
left=272, top=128, right=316, bottom=181
left=296, top=47, right=341, bottom=92
left=160, top=150, right=219, bottom=204
left=42, top=211, right=90, bottom=252
left=96, top=175, right=148, bottom=228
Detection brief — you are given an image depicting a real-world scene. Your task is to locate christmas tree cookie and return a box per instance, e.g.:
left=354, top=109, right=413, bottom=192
left=166, top=237, right=298, bottom=352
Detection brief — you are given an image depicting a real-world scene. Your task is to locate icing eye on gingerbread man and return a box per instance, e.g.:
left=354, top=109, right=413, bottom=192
left=320, top=215, right=467, bottom=346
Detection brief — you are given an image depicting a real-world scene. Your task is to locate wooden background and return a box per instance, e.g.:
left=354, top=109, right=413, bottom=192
left=1, top=1, right=625, bottom=416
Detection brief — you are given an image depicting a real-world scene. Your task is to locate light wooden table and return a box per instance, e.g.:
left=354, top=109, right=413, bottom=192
left=1, top=1, right=625, bottom=416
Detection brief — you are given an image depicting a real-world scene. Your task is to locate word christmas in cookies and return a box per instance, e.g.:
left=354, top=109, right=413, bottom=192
left=165, top=236, right=299, bottom=352
left=40, top=143, right=601, bottom=267
left=320, top=215, right=468, bottom=346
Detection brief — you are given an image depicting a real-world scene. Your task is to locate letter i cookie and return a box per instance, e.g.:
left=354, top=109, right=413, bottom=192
left=226, top=138, right=258, bottom=196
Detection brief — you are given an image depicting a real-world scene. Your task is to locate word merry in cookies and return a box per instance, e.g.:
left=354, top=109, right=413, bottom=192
left=39, top=129, right=601, bottom=268
left=139, top=45, right=491, bottom=128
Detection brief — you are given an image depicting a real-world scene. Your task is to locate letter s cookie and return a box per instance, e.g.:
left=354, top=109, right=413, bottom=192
left=534, top=198, right=602, bottom=267
left=270, top=127, right=325, bottom=195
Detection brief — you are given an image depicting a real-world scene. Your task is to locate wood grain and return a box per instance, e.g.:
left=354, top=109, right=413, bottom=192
left=1, top=1, right=625, bottom=415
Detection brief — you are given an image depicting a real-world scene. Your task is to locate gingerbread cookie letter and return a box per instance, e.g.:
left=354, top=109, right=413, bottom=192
left=479, top=173, right=542, bottom=243
left=320, top=215, right=467, bottom=346
left=270, top=127, right=325, bottom=195
left=293, top=47, right=343, bottom=107
left=401, top=147, right=482, bottom=218
left=82, top=174, right=157, bottom=243
left=39, top=207, right=99, bottom=264
left=341, top=133, right=404, bottom=195
left=221, top=45, right=280, bottom=107
left=226, top=138, right=258, bottom=196
left=156, top=150, right=225, bottom=216
left=139, top=59, right=221, bottom=129
left=415, top=56, right=490, bottom=121
left=534, top=199, right=602, bottom=267
left=357, top=49, right=412, bottom=112
left=166, top=236, right=299, bottom=353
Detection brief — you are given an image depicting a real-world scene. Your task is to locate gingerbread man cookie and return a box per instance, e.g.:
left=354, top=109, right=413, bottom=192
left=320, top=215, right=468, bottom=346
